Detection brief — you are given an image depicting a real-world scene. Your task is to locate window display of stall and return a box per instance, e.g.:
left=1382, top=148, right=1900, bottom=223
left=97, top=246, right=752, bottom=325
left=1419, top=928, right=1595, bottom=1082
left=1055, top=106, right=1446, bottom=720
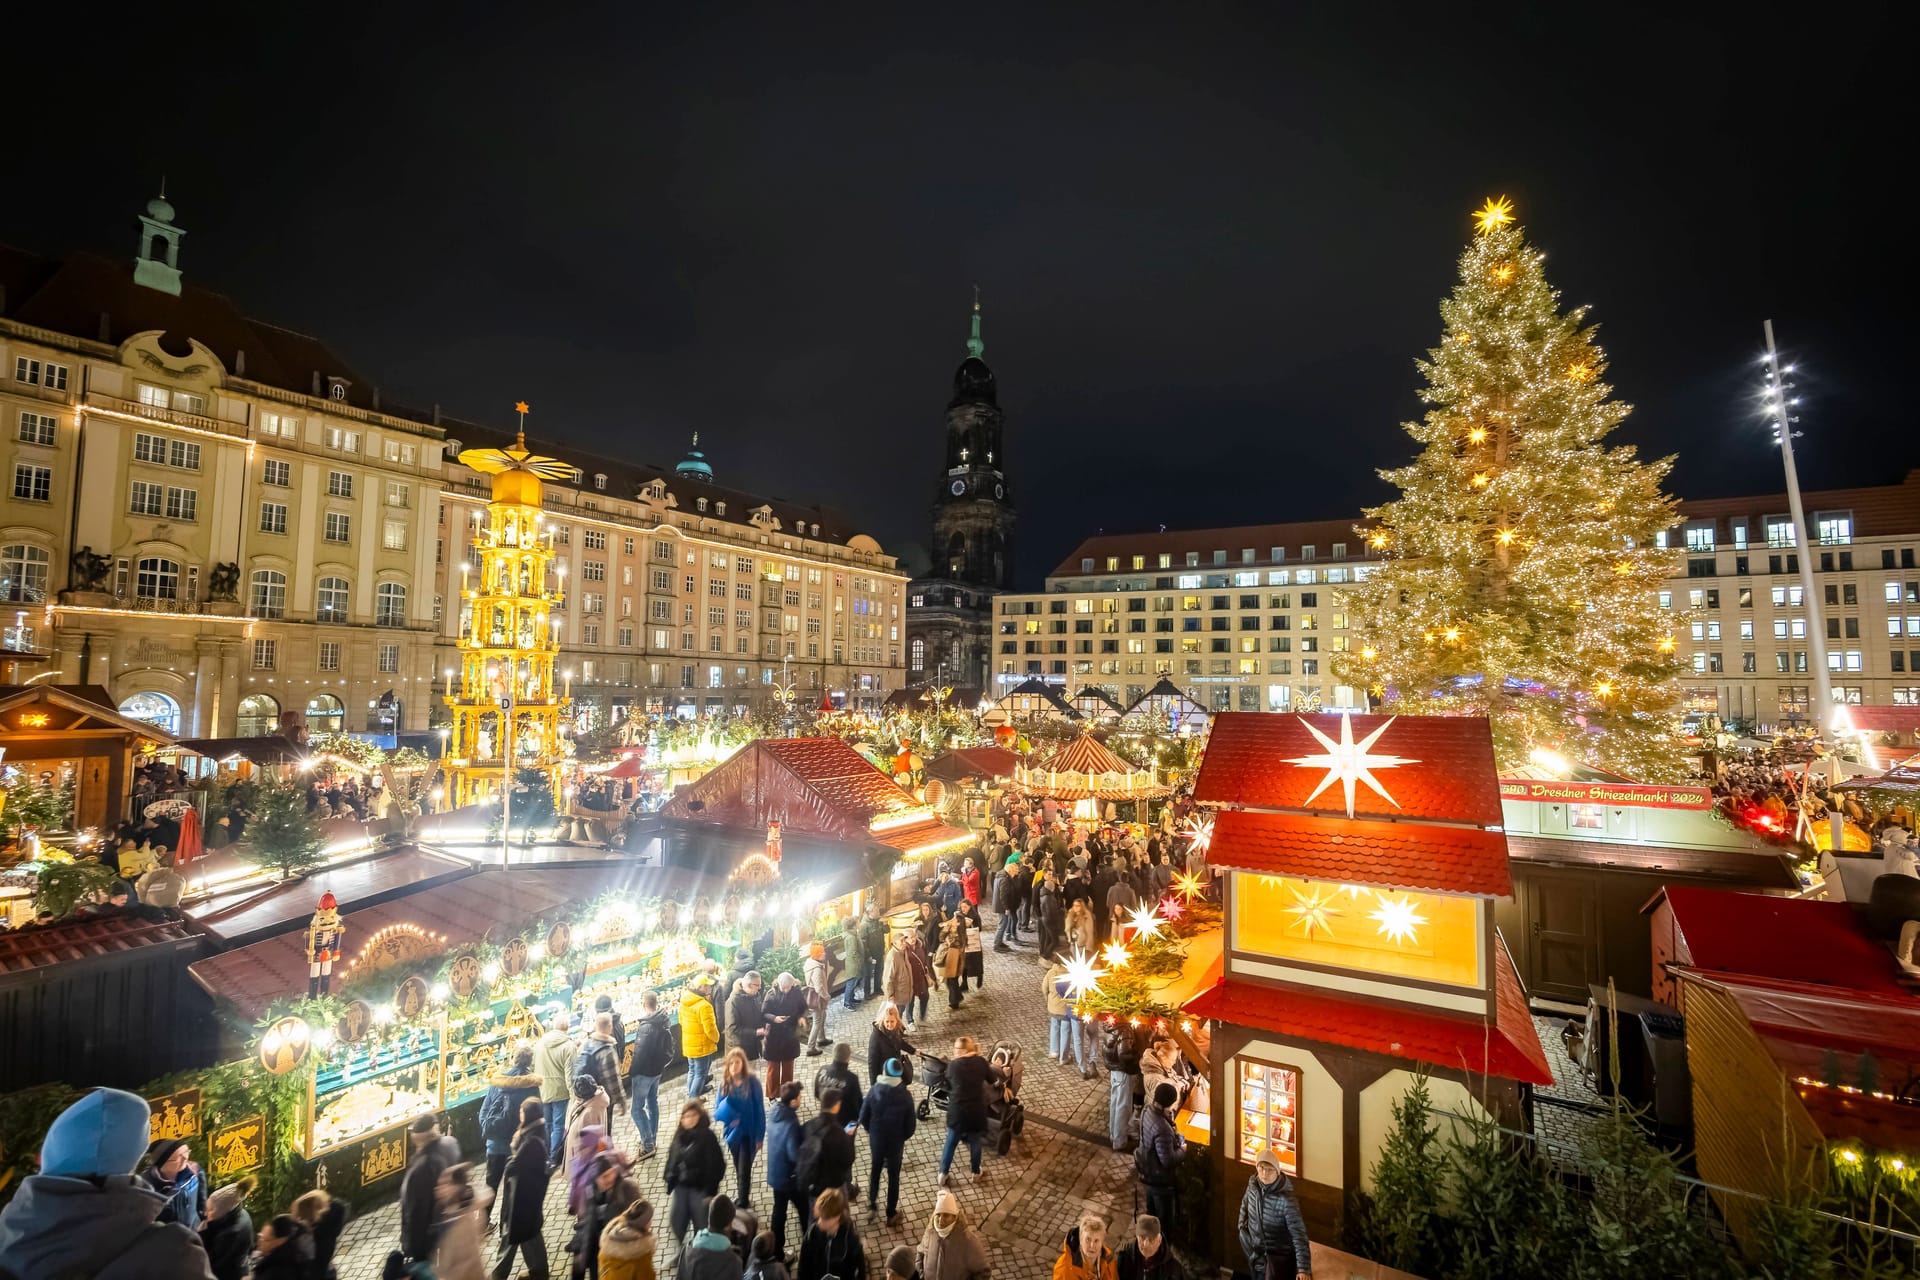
left=1236, top=1059, right=1299, bottom=1174
left=307, top=1018, right=444, bottom=1157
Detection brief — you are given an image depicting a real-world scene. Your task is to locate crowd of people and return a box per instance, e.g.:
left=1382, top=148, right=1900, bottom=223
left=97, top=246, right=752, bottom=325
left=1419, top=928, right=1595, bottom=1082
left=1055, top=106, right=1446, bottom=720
left=0, top=783, right=1321, bottom=1280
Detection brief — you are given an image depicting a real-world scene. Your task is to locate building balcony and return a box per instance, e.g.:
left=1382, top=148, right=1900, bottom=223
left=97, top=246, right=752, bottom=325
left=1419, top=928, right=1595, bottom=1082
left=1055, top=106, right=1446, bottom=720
left=85, top=393, right=248, bottom=442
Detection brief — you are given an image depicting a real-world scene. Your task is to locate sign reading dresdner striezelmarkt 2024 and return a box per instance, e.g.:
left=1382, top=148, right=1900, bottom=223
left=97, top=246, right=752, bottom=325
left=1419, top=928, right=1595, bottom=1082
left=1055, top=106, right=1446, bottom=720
left=1498, top=779, right=1712, bottom=810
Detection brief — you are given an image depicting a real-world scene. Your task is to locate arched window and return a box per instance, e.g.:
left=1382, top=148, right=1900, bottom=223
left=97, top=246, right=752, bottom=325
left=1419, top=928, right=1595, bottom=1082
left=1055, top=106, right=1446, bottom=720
left=119, top=691, right=180, bottom=734
left=316, top=577, right=350, bottom=623
left=910, top=637, right=925, bottom=672
left=1, top=544, right=50, bottom=602
left=375, top=582, right=407, bottom=627
left=134, top=557, right=179, bottom=601
left=250, top=569, right=286, bottom=618
left=946, top=531, right=966, bottom=578
left=305, top=693, right=345, bottom=734
left=235, top=692, right=280, bottom=737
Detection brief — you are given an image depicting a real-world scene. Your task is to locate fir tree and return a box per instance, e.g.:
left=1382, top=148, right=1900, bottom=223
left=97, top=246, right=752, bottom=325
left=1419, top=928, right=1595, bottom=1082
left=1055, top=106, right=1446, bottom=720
left=1356, top=1072, right=1450, bottom=1273
left=1447, top=1112, right=1581, bottom=1280
left=1335, top=196, right=1687, bottom=780
left=239, top=779, right=327, bottom=880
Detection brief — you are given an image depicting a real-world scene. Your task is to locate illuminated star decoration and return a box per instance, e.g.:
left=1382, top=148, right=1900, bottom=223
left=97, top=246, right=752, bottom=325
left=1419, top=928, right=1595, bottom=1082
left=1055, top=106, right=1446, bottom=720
left=1101, top=941, right=1132, bottom=970
left=1473, top=195, right=1515, bottom=235
left=1172, top=870, right=1205, bottom=903
left=1181, top=814, right=1215, bottom=856
left=1285, top=715, right=1421, bottom=819
left=1126, top=905, right=1164, bottom=941
left=1157, top=894, right=1185, bottom=922
left=1061, top=948, right=1107, bottom=999
left=1285, top=884, right=1343, bottom=940
left=1369, top=893, right=1428, bottom=946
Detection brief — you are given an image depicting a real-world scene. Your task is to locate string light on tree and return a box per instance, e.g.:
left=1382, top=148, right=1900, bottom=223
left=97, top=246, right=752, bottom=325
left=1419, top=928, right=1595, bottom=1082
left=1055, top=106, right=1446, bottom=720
left=1333, top=196, right=1686, bottom=780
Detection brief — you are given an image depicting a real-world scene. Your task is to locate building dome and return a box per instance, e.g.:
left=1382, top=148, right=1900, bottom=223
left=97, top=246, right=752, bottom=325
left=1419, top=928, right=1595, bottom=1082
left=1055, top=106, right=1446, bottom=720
left=674, top=432, right=713, bottom=481
left=949, top=355, right=997, bottom=408
left=146, top=195, right=175, bottom=223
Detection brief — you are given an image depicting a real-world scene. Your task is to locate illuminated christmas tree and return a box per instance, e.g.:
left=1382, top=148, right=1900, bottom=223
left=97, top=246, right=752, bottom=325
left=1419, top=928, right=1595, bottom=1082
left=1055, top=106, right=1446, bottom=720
left=1335, top=198, right=1687, bottom=781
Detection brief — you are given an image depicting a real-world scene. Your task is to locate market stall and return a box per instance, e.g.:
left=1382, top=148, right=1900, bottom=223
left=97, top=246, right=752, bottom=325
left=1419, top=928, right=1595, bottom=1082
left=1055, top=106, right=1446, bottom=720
left=923, top=746, right=1020, bottom=828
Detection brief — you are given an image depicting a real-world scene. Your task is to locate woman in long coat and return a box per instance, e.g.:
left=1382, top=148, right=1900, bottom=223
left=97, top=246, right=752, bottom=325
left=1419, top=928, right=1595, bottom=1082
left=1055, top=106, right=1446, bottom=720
left=498, top=1098, right=553, bottom=1280
left=938, top=914, right=968, bottom=1010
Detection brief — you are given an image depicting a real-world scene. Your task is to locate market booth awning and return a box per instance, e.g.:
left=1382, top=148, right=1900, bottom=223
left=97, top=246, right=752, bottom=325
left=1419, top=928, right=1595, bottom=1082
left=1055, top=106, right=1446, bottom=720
left=1015, top=731, right=1168, bottom=801
left=171, top=735, right=308, bottom=766
left=924, top=746, right=1020, bottom=784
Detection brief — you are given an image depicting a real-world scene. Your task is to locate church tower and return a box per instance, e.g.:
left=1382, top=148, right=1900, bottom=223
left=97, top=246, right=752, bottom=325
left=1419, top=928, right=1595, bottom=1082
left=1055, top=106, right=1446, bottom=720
left=905, top=296, right=1015, bottom=697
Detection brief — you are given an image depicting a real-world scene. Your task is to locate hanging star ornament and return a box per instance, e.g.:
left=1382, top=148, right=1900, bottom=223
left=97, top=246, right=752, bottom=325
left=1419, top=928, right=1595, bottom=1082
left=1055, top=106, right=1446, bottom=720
left=1172, top=870, right=1205, bottom=903
left=1126, top=904, right=1165, bottom=941
left=1061, top=948, right=1107, bottom=999
left=1473, top=195, right=1515, bottom=235
left=1101, top=941, right=1132, bottom=970
left=1157, top=894, right=1185, bottom=922
left=1284, top=884, right=1343, bottom=940
left=1369, top=893, right=1428, bottom=946
left=1181, top=814, right=1214, bottom=855
left=1285, top=716, right=1421, bottom=818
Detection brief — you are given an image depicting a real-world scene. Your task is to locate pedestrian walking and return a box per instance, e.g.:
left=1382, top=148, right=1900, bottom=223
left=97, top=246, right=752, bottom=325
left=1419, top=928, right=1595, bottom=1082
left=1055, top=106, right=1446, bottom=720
left=762, top=973, right=806, bottom=1092
left=1137, top=1084, right=1187, bottom=1231
left=627, top=992, right=675, bottom=1159
left=250, top=1216, right=313, bottom=1280
left=727, top=972, right=768, bottom=1065
left=1052, top=1211, right=1117, bottom=1280
left=1044, top=960, right=1091, bottom=1078
left=802, top=943, right=832, bottom=1055
left=564, top=1076, right=612, bottom=1212
left=197, top=1175, right=254, bottom=1280
left=882, top=931, right=915, bottom=1021
left=716, top=1048, right=767, bottom=1210
left=593, top=993, right=627, bottom=1060
left=813, top=1041, right=864, bottom=1120
left=577, top=1012, right=629, bottom=1127
left=859, top=904, right=888, bottom=998
left=432, top=1163, right=492, bottom=1280
left=571, top=1153, right=641, bottom=1280
left=795, top=1089, right=856, bottom=1212
left=1238, top=1152, right=1312, bottom=1280
left=680, top=977, right=722, bottom=1098
left=290, top=1188, right=348, bottom=1279
left=597, top=1199, right=656, bottom=1280
left=858, top=1056, right=917, bottom=1227
left=937, top=915, right=967, bottom=1011
left=961, top=900, right=985, bottom=991
left=1065, top=900, right=1096, bottom=958
left=1037, top=874, right=1065, bottom=961
left=917, top=1188, right=989, bottom=1280
left=991, top=864, right=1020, bottom=952
left=764, top=1082, right=807, bottom=1256
left=662, top=1102, right=725, bottom=1264
left=797, top=1190, right=866, bottom=1280
left=868, top=1002, right=917, bottom=1086
left=399, top=1114, right=460, bottom=1265
left=960, top=856, right=983, bottom=907
left=1100, top=1019, right=1147, bottom=1152
left=906, top=930, right=934, bottom=1027
left=538, top=1012, right=581, bottom=1168
left=840, top=915, right=867, bottom=1009
left=492, top=1098, right=552, bottom=1280
left=937, top=1037, right=999, bottom=1186
left=1117, top=1214, right=1188, bottom=1280
left=682, top=1195, right=745, bottom=1280
left=479, top=1046, right=542, bottom=1216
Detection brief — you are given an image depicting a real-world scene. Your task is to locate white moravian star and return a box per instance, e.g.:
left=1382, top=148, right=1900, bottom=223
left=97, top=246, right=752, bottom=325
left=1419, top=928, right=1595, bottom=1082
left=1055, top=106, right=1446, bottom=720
left=1285, top=715, right=1420, bottom=818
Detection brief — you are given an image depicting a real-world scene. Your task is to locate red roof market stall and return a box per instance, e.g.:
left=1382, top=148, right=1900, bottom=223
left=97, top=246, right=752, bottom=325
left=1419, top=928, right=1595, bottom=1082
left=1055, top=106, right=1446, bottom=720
left=1182, top=711, right=1550, bottom=1248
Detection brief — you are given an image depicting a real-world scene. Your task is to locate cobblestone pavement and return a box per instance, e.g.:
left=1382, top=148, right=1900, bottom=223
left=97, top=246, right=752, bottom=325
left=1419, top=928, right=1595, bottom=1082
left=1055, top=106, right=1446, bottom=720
left=1529, top=1010, right=1608, bottom=1165
left=329, top=918, right=1168, bottom=1279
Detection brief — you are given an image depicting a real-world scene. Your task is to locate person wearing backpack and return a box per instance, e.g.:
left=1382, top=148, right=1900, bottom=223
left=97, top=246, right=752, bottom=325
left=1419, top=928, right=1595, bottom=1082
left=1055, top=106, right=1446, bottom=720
left=794, top=1089, right=856, bottom=1216
left=1135, top=1083, right=1186, bottom=1233
left=479, top=1045, right=542, bottom=1222
left=627, top=991, right=675, bottom=1160
left=763, top=1082, right=807, bottom=1256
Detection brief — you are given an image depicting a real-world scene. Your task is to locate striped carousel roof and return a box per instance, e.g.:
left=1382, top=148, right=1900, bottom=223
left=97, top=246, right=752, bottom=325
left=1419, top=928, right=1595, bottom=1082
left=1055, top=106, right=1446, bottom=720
left=1015, top=732, right=1169, bottom=801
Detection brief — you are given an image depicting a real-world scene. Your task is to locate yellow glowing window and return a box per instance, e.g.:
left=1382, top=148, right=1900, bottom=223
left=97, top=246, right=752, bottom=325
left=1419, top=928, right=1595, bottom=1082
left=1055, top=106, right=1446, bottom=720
left=1237, top=1060, right=1298, bottom=1173
left=1233, top=873, right=1483, bottom=989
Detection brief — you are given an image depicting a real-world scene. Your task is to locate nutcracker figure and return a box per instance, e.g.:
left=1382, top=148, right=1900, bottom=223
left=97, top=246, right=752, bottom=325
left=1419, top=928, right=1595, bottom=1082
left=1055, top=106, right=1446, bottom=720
left=305, top=892, right=346, bottom=997
left=765, top=818, right=782, bottom=864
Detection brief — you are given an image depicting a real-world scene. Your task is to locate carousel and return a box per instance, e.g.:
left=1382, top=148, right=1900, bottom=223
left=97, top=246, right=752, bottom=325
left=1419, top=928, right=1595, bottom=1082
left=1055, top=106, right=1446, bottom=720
left=1015, top=731, right=1169, bottom=820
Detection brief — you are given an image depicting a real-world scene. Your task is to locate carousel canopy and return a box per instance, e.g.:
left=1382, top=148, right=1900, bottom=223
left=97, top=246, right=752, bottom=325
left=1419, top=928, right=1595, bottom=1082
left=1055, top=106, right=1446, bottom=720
left=1015, top=731, right=1167, bottom=801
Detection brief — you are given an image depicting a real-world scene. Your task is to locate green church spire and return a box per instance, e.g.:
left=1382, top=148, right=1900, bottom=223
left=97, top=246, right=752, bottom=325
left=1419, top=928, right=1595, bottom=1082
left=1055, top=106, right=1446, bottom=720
left=966, top=286, right=985, bottom=361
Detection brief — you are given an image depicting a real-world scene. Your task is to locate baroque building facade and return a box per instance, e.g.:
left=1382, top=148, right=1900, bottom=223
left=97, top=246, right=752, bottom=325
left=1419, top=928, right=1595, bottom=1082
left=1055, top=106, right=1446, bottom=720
left=0, top=197, right=906, bottom=739
left=904, top=300, right=1014, bottom=697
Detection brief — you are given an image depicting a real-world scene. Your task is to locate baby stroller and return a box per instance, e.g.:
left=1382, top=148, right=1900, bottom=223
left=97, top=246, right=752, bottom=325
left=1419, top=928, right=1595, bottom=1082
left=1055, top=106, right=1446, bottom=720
left=916, top=1043, right=1027, bottom=1154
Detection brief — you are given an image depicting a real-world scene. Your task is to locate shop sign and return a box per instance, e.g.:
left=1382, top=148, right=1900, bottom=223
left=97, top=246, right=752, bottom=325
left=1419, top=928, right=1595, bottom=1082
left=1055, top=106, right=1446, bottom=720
left=209, top=1115, right=265, bottom=1180
left=147, top=1088, right=203, bottom=1142
left=360, top=1129, right=408, bottom=1184
left=1499, top=779, right=1712, bottom=810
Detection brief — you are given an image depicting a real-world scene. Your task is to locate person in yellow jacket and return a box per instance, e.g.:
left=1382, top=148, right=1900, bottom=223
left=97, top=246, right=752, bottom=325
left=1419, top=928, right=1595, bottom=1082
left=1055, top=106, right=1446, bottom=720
left=599, top=1197, right=657, bottom=1280
left=679, top=976, right=721, bottom=1096
left=1053, top=1210, right=1119, bottom=1280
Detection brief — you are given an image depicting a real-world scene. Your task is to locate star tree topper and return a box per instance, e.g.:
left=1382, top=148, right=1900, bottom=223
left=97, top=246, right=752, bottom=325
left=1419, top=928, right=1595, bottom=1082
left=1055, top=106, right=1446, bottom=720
left=1285, top=715, right=1420, bottom=819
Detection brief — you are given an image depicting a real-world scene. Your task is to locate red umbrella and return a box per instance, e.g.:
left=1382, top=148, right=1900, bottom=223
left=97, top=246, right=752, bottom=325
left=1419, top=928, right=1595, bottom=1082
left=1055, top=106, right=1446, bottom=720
left=174, top=807, right=204, bottom=872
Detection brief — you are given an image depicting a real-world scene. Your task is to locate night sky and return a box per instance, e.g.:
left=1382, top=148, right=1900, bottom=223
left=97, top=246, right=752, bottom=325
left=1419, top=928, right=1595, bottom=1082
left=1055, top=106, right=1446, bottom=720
left=7, top=5, right=1909, bottom=585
